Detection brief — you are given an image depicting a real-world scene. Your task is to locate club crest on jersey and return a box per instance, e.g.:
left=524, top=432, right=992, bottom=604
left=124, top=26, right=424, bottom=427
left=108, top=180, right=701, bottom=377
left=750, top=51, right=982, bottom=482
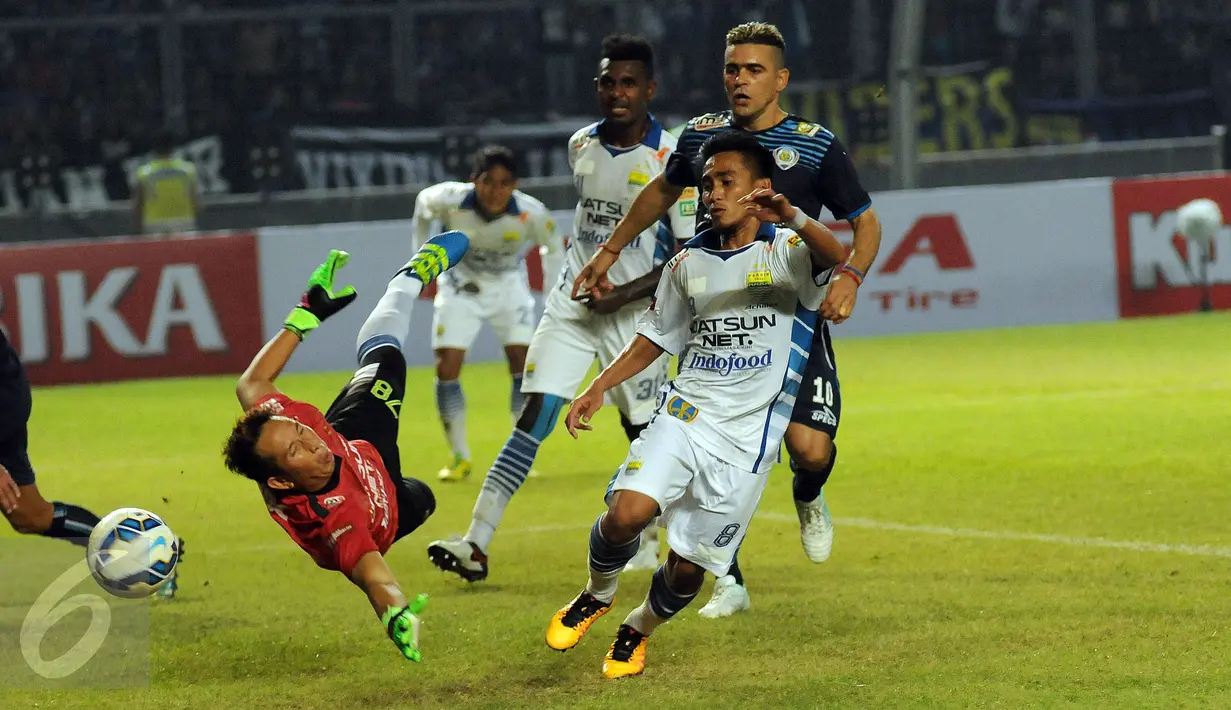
left=322, top=495, right=345, bottom=509
left=787, top=234, right=804, bottom=248
left=625, top=459, right=642, bottom=473
left=691, top=113, right=729, bottom=132
left=666, top=396, right=699, bottom=423
left=746, top=269, right=774, bottom=298
left=773, top=146, right=800, bottom=170
left=503, top=231, right=520, bottom=241
left=678, top=186, right=698, bottom=217
left=628, top=169, right=650, bottom=187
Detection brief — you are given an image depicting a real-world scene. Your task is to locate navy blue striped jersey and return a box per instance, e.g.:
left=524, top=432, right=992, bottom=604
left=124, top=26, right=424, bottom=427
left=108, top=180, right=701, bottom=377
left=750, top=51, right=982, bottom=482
left=0, top=327, right=22, bottom=382
left=665, top=111, right=872, bottom=224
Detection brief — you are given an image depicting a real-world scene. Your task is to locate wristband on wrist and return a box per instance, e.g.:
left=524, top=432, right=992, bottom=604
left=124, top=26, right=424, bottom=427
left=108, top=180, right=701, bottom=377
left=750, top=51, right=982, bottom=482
left=787, top=207, right=809, bottom=231
left=600, top=243, right=621, bottom=256
left=283, top=308, right=319, bottom=340
left=839, top=263, right=865, bottom=286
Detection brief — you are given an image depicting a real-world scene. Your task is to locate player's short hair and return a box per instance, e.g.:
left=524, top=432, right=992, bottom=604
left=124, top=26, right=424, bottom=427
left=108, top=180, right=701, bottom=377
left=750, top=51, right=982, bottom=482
left=725, top=21, right=787, bottom=54
left=151, top=129, right=175, bottom=156
left=700, top=131, right=774, bottom=181
left=600, top=33, right=654, bottom=78
left=469, top=145, right=518, bottom=180
left=223, top=410, right=283, bottom=483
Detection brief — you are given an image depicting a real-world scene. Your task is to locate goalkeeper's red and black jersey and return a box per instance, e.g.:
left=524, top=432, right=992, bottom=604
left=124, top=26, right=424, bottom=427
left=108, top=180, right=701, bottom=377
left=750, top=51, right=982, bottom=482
left=252, top=393, right=398, bottom=577
left=665, top=110, right=872, bottom=224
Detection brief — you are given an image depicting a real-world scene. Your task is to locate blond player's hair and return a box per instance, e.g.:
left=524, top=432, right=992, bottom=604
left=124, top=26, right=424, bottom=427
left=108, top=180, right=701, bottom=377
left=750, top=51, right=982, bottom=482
left=725, top=22, right=786, bottom=52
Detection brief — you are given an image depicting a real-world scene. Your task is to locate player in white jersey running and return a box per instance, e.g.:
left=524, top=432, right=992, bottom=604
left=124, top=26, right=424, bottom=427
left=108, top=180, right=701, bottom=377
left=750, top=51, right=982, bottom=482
left=543, top=131, right=849, bottom=678
left=427, top=35, right=695, bottom=582
left=411, top=146, right=563, bottom=483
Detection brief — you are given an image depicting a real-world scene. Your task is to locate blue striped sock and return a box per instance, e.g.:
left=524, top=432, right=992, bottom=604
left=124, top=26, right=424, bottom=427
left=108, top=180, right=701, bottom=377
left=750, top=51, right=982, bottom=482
left=435, top=379, right=468, bottom=460
left=586, top=514, right=640, bottom=603
left=466, top=428, right=543, bottom=551
left=482, top=429, right=539, bottom=499
left=44, top=502, right=100, bottom=546
left=510, top=375, right=525, bottom=420
left=647, top=564, right=701, bottom=619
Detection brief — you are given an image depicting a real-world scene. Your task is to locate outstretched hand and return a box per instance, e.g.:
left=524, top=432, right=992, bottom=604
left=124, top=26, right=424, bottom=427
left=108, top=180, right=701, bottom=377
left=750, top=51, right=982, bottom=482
left=737, top=187, right=798, bottom=225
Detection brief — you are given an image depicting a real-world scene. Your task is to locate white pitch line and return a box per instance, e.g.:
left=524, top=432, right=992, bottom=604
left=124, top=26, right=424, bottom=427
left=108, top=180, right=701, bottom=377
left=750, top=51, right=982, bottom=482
left=846, top=382, right=1231, bottom=415
left=757, top=512, right=1231, bottom=559
left=203, top=514, right=1231, bottom=560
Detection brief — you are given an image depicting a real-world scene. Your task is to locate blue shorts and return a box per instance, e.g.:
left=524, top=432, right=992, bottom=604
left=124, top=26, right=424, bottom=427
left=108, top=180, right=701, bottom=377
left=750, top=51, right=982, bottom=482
left=789, top=320, right=842, bottom=439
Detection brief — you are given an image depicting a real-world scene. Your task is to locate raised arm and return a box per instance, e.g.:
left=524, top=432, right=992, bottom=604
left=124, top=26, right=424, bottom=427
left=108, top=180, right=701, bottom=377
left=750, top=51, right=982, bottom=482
left=235, top=250, right=358, bottom=410
left=349, top=550, right=428, bottom=662
left=571, top=173, right=685, bottom=300
left=740, top=188, right=847, bottom=268
left=235, top=330, right=299, bottom=411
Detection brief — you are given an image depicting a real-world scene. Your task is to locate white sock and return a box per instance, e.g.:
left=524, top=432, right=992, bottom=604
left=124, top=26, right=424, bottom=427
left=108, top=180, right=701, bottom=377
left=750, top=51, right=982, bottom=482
left=435, top=379, right=469, bottom=460
left=465, top=488, right=508, bottom=553
left=623, top=600, right=668, bottom=637
left=356, top=272, right=423, bottom=358
left=586, top=569, right=622, bottom=605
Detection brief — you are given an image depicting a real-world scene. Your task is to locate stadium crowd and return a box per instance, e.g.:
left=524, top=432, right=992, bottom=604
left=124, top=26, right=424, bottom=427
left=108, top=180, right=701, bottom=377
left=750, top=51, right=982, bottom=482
left=0, top=0, right=1224, bottom=175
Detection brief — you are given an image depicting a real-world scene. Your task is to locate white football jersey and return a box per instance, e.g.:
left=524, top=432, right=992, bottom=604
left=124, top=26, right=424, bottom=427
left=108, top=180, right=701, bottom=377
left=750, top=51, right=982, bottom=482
left=637, top=224, right=833, bottom=474
left=412, top=181, right=561, bottom=284
left=544, top=117, right=697, bottom=319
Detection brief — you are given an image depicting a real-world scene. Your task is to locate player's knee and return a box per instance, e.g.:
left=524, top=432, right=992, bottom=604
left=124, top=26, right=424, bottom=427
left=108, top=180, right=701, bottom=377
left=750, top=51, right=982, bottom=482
left=786, top=427, right=833, bottom=471
left=604, top=493, right=657, bottom=542
left=513, top=392, right=545, bottom=431
left=434, top=350, right=464, bottom=381
left=665, top=551, right=705, bottom=592
left=504, top=347, right=528, bottom=374
left=515, top=393, right=565, bottom=440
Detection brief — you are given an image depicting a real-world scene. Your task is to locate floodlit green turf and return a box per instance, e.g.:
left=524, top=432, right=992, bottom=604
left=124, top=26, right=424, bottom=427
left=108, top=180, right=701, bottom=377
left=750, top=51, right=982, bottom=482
left=3, top=313, right=1230, bottom=709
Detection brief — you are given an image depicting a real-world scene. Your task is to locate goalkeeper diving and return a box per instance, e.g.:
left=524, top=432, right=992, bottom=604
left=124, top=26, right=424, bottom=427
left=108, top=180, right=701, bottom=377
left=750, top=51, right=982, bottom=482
left=222, top=232, right=470, bottom=661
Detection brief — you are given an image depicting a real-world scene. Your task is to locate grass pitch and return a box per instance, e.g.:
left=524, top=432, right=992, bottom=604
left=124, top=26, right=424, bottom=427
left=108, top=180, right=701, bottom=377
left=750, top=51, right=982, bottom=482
left=2, top=313, right=1229, bottom=709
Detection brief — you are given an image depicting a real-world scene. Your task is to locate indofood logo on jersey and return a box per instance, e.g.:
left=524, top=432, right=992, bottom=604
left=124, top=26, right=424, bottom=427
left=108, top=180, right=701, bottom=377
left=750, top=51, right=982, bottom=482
left=687, top=350, right=773, bottom=375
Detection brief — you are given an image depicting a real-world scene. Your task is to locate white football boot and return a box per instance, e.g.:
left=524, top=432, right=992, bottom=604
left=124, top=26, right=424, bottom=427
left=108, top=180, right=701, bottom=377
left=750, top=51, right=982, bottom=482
left=697, top=575, right=751, bottom=619
left=796, top=490, right=834, bottom=563
left=427, top=535, right=489, bottom=582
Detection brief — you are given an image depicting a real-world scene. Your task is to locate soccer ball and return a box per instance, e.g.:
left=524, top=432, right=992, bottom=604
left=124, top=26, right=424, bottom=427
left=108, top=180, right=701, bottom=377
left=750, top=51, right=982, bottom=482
left=86, top=508, right=180, bottom=599
left=1176, top=198, right=1223, bottom=246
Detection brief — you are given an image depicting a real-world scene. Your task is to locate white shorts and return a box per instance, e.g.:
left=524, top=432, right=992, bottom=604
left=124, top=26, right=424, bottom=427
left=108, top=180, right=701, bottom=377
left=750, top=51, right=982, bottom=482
left=431, top=270, right=536, bottom=350
left=521, top=302, right=668, bottom=425
left=607, top=414, right=768, bottom=577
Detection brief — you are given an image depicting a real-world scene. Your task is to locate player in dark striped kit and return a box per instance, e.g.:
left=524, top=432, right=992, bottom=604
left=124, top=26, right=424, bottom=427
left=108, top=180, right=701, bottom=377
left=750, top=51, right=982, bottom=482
left=0, top=331, right=113, bottom=564
left=571, top=22, right=883, bottom=618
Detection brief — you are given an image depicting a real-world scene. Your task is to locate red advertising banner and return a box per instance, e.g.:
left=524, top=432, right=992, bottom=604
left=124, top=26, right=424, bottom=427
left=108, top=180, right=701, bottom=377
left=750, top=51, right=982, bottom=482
left=1113, top=175, right=1231, bottom=317
left=0, top=233, right=263, bottom=385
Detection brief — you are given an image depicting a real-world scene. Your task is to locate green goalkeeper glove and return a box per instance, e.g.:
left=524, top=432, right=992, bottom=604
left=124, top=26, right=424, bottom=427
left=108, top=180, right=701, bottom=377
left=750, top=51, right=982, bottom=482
left=381, top=593, right=428, bottom=662
left=284, top=249, right=358, bottom=340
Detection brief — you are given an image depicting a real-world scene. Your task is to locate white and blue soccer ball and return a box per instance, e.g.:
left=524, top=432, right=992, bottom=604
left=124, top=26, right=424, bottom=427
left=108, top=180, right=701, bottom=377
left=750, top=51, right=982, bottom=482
left=86, top=508, right=180, bottom=599
left=1176, top=198, right=1223, bottom=246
